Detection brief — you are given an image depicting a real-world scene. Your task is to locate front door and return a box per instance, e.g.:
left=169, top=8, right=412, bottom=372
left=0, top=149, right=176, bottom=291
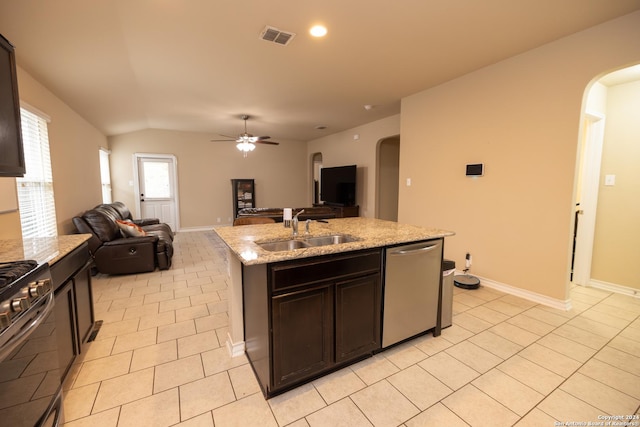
left=135, top=154, right=179, bottom=232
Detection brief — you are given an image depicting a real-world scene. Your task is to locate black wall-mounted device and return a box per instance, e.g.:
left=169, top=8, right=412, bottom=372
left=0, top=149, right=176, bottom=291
left=466, top=163, right=484, bottom=177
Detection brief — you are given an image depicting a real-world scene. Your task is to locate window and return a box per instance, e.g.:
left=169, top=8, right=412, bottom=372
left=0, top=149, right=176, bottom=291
left=99, top=148, right=112, bottom=203
left=16, top=106, right=58, bottom=238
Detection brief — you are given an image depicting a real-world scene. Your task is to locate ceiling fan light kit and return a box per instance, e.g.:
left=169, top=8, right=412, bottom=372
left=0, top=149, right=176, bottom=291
left=211, top=114, right=280, bottom=157
left=236, top=141, right=256, bottom=157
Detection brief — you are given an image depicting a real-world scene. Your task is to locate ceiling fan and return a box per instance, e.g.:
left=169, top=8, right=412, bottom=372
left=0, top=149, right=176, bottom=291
left=211, top=115, right=279, bottom=157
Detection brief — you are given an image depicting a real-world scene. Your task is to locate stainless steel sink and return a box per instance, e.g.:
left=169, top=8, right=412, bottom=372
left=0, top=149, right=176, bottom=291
left=258, top=240, right=310, bottom=252
left=257, top=234, right=360, bottom=252
left=304, top=234, right=360, bottom=247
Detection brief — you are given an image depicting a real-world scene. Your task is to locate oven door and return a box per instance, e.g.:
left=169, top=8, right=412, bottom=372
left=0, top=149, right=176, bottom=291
left=0, top=293, right=64, bottom=426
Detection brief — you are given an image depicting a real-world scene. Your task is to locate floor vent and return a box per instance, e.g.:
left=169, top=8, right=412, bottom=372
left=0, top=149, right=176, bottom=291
left=86, top=320, right=103, bottom=342
left=259, top=26, right=296, bottom=46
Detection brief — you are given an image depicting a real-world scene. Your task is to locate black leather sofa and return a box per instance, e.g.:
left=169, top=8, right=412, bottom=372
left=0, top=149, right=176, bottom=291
left=73, top=202, right=174, bottom=275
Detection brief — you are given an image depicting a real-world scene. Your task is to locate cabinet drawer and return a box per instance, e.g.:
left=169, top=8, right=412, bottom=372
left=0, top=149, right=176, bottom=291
left=270, top=249, right=381, bottom=293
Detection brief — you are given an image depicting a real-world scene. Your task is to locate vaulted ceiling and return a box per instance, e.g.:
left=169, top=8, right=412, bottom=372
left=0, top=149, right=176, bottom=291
left=1, top=0, right=639, bottom=141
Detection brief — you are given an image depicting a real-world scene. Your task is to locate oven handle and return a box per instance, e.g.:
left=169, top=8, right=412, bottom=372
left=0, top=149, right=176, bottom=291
left=0, top=292, right=54, bottom=361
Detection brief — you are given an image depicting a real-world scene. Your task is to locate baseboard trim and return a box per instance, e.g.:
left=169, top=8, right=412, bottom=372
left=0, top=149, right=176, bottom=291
left=225, top=332, right=246, bottom=358
left=588, top=279, right=640, bottom=299
left=459, top=270, right=572, bottom=311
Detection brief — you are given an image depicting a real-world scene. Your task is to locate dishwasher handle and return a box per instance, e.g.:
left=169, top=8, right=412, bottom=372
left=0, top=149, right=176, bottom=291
left=388, top=243, right=440, bottom=256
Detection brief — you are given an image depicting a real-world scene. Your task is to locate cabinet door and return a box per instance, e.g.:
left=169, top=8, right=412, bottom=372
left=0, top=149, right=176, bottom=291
left=272, top=285, right=333, bottom=389
left=73, top=262, right=94, bottom=348
left=54, top=282, right=76, bottom=378
left=335, top=273, right=381, bottom=363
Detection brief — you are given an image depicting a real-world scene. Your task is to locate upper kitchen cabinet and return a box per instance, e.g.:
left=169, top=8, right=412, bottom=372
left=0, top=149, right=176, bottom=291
left=0, top=34, right=26, bottom=177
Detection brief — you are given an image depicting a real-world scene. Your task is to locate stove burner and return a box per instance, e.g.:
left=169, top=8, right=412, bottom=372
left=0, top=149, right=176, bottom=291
left=0, top=260, right=39, bottom=288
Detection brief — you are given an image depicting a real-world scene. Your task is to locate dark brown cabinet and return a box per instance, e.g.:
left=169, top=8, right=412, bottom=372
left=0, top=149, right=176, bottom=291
left=335, top=274, right=381, bottom=363
left=51, top=243, right=94, bottom=379
left=243, top=249, right=382, bottom=397
left=272, top=284, right=333, bottom=389
left=231, top=179, right=255, bottom=218
left=0, top=34, right=26, bottom=177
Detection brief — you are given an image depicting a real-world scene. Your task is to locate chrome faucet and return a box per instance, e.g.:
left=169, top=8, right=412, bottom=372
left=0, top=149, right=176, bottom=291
left=305, top=219, right=312, bottom=235
left=292, top=209, right=304, bottom=236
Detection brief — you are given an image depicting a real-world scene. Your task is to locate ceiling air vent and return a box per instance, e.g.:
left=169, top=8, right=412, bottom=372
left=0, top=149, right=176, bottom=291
left=259, top=26, right=296, bottom=46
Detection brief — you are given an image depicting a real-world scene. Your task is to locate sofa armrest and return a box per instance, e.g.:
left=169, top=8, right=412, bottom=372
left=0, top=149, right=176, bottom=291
left=94, top=236, right=158, bottom=275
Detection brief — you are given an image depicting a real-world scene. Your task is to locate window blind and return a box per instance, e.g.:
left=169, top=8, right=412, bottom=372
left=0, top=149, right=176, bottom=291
left=99, top=148, right=112, bottom=203
left=16, top=107, right=58, bottom=238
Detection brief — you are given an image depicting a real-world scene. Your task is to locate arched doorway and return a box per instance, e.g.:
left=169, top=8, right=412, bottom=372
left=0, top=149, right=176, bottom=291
left=572, top=63, right=640, bottom=295
left=376, top=136, right=400, bottom=221
left=311, top=152, right=322, bottom=205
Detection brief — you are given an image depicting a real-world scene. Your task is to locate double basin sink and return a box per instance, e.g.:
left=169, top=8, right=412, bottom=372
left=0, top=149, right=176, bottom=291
left=258, top=234, right=360, bottom=252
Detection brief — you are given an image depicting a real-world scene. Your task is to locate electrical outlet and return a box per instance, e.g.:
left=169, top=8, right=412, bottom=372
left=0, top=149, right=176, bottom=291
left=217, top=217, right=221, bottom=223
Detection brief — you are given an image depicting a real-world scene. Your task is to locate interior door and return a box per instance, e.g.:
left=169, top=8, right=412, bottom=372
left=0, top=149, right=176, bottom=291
left=135, top=155, right=178, bottom=231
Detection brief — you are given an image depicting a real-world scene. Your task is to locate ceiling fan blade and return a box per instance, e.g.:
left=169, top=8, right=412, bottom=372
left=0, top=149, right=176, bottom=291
left=255, top=135, right=271, bottom=140
left=256, top=140, right=279, bottom=145
left=210, top=139, right=235, bottom=142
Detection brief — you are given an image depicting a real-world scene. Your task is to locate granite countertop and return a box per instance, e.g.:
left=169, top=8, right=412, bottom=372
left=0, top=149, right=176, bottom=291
left=0, top=234, right=92, bottom=265
left=214, top=217, right=454, bottom=265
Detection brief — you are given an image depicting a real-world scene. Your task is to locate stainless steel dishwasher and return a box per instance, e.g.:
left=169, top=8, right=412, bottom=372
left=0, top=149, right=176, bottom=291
left=382, top=239, right=443, bottom=348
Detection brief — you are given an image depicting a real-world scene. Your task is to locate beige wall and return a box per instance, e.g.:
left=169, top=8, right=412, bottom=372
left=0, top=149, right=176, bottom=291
left=591, top=79, right=640, bottom=290
left=0, top=210, right=21, bottom=239
left=108, top=129, right=308, bottom=229
left=377, top=137, right=400, bottom=221
left=0, top=66, right=106, bottom=239
left=399, top=12, right=640, bottom=301
left=307, top=115, right=400, bottom=218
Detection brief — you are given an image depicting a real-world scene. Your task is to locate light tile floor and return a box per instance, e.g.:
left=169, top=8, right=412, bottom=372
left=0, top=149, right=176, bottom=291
left=62, top=231, right=640, bottom=427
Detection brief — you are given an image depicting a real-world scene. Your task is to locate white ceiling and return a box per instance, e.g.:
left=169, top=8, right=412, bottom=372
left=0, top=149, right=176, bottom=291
left=1, top=0, right=639, bottom=142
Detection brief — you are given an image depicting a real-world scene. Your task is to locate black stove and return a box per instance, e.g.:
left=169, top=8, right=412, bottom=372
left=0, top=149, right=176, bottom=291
left=0, top=260, right=39, bottom=287
left=0, top=260, right=52, bottom=334
left=0, top=260, right=61, bottom=426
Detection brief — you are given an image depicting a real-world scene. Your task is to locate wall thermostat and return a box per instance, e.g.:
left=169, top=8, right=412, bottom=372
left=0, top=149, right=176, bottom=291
left=466, top=163, right=484, bottom=177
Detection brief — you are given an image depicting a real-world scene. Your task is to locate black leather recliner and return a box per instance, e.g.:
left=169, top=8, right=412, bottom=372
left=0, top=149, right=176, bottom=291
left=73, top=202, right=174, bottom=275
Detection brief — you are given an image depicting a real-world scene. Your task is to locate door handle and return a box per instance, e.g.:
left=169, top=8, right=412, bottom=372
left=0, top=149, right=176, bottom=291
left=389, top=244, right=439, bottom=256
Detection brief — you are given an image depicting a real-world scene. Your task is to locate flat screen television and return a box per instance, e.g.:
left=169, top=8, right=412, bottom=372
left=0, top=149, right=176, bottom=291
left=320, top=165, right=356, bottom=207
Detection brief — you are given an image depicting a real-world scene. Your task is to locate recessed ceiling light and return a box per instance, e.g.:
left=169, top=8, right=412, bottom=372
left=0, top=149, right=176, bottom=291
left=310, top=25, right=327, bottom=38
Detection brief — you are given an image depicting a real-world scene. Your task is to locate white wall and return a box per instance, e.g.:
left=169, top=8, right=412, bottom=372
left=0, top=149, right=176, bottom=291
left=591, top=79, right=640, bottom=290
left=307, top=115, right=400, bottom=218
left=399, top=12, right=640, bottom=302
left=0, top=66, right=107, bottom=239
left=109, top=129, right=308, bottom=229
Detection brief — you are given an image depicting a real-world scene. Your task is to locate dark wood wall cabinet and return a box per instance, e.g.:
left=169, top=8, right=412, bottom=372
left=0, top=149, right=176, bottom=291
left=243, top=249, right=382, bottom=397
left=51, top=242, right=95, bottom=379
left=0, top=34, right=26, bottom=177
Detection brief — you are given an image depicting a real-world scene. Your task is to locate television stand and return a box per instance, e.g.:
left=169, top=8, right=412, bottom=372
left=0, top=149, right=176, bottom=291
left=313, top=204, right=359, bottom=218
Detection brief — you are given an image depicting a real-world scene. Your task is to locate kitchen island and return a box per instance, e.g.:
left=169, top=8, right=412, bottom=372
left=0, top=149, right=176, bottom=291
left=215, top=217, right=454, bottom=397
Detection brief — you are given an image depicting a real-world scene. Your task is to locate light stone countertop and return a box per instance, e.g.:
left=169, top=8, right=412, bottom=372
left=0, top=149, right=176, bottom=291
left=0, top=234, right=92, bottom=265
left=214, top=217, right=454, bottom=265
